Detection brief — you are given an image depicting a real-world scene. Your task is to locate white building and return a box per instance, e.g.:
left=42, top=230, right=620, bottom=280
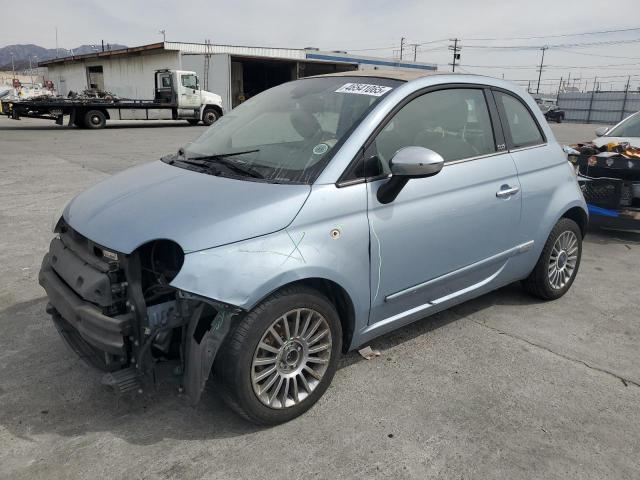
left=40, top=42, right=437, bottom=112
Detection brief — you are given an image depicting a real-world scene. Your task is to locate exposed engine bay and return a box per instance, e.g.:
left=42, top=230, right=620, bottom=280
left=38, top=219, right=241, bottom=402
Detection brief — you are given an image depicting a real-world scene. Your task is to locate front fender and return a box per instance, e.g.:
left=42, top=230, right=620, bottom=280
left=169, top=183, right=372, bottom=344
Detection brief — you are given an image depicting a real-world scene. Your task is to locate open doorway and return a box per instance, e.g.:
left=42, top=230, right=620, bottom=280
left=231, top=57, right=296, bottom=108
left=86, top=66, right=104, bottom=91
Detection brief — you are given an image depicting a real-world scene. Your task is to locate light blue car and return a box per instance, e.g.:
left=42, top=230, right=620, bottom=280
left=39, top=70, right=587, bottom=424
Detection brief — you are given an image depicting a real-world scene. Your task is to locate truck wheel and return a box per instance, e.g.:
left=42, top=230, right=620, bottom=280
left=84, top=110, right=107, bottom=129
left=522, top=218, right=582, bottom=300
left=214, top=286, right=342, bottom=425
left=202, top=108, right=219, bottom=126
left=187, top=119, right=200, bottom=126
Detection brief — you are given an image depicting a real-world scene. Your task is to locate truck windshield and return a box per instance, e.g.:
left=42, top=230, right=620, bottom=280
left=607, top=112, right=640, bottom=138
left=183, top=76, right=400, bottom=183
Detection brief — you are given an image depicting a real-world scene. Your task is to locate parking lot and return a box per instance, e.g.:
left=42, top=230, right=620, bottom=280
left=0, top=118, right=638, bottom=479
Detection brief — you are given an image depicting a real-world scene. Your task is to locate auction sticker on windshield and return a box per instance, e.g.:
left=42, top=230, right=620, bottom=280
left=335, top=83, right=393, bottom=96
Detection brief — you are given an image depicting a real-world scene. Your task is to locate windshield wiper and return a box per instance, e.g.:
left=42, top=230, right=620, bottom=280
left=186, top=149, right=264, bottom=179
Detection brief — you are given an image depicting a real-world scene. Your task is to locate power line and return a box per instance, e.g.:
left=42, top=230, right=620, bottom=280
left=458, top=62, right=640, bottom=70
left=553, top=48, right=640, bottom=60
left=462, top=26, right=640, bottom=42
left=461, top=37, right=640, bottom=50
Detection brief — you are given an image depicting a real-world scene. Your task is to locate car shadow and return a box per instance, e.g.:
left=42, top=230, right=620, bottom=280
left=585, top=226, right=640, bottom=246
left=0, top=282, right=540, bottom=445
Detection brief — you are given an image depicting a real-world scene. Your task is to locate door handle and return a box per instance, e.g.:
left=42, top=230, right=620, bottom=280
left=496, top=185, right=520, bottom=198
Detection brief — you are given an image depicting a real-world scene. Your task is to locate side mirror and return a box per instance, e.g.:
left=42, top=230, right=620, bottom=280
left=377, top=146, right=444, bottom=204
left=595, top=126, right=608, bottom=137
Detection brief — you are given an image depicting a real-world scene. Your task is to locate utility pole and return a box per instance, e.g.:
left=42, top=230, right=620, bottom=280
left=55, top=27, right=59, bottom=58
left=448, top=38, right=461, bottom=72
left=411, top=43, right=418, bottom=62
left=10, top=52, right=15, bottom=78
left=536, top=46, right=548, bottom=94
left=159, top=29, right=166, bottom=42
left=399, top=37, right=405, bottom=61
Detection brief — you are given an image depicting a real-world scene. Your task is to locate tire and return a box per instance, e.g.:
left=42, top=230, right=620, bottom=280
left=187, top=119, right=200, bottom=126
left=214, top=285, right=342, bottom=425
left=522, top=218, right=582, bottom=300
left=201, top=107, right=220, bottom=126
left=557, top=116, right=563, bottom=124
left=84, top=109, right=106, bottom=129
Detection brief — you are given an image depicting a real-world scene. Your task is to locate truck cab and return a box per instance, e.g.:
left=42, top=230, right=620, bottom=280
left=155, top=69, right=223, bottom=125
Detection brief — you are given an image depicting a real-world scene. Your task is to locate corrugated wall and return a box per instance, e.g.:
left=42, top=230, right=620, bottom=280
left=557, top=91, right=640, bottom=124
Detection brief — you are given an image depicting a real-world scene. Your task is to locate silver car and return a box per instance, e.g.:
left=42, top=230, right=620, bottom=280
left=593, top=110, right=640, bottom=148
left=39, top=70, right=587, bottom=424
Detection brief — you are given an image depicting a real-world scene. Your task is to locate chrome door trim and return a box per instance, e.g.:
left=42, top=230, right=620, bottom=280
left=384, top=240, right=534, bottom=303
left=444, top=150, right=508, bottom=166
left=509, top=143, right=548, bottom=153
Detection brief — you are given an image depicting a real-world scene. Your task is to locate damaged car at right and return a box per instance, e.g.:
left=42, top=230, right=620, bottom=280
left=39, top=70, right=587, bottom=425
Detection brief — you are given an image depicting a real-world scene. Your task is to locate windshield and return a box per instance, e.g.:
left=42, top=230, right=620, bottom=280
left=607, top=112, right=640, bottom=137
left=182, top=76, right=400, bottom=183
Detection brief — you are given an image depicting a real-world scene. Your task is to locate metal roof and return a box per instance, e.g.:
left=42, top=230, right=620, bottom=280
left=39, top=43, right=165, bottom=66
left=40, top=41, right=437, bottom=71
left=164, top=42, right=308, bottom=60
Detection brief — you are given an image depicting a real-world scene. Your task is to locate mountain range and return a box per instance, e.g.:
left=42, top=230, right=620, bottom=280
left=0, top=43, right=127, bottom=71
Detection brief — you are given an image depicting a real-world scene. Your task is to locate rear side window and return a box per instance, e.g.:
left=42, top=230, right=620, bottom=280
left=495, top=92, right=545, bottom=148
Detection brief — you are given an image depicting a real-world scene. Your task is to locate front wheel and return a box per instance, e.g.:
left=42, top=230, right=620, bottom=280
left=214, top=286, right=342, bottom=425
left=201, top=107, right=220, bottom=126
left=522, top=218, right=582, bottom=300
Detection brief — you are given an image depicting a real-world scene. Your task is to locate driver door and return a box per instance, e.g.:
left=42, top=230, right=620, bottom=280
left=179, top=73, right=200, bottom=109
left=366, top=87, right=523, bottom=326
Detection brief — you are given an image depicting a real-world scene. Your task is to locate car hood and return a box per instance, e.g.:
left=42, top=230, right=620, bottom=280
left=63, top=161, right=311, bottom=254
left=592, top=136, right=640, bottom=148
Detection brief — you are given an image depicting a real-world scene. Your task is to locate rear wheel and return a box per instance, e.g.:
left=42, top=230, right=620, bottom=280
left=522, top=218, right=582, bottom=300
left=215, top=286, right=342, bottom=425
left=201, top=107, right=220, bottom=126
left=84, top=109, right=106, bottom=129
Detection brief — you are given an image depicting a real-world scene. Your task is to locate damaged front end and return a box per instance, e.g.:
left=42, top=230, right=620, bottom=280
left=568, top=143, right=640, bottom=231
left=38, top=220, right=241, bottom=403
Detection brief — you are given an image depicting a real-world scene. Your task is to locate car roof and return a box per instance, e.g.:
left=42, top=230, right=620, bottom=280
left=314, top=69, right=448, bottom=82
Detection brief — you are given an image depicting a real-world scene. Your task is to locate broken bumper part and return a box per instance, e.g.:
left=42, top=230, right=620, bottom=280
left=39, top=254, right=132, bottom=356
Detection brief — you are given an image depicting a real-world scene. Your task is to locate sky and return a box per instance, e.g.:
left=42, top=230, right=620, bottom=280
left=3, top=0, right=640, bottom=94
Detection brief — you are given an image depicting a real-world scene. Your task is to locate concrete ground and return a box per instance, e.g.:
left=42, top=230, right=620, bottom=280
left=0, top=118, right=638, bottom=480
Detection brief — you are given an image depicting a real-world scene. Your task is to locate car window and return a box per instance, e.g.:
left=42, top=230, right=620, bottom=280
left=496, top=92, right=544, bottom=148
left=181, top=74, right=198, bottom=89
left=372, top=88, right=496, bottom=170
left=607, top=113, right=640, bottom=137
left=184, top=76, right=399, bottom=184
left=231, top=112, right=304, bottom=147
left=160, top=75, right=171, bottom=88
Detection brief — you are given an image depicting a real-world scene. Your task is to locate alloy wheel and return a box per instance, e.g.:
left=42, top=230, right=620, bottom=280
left=548, top=230, right=579, bottom=289
left=251, top=308, right=332, bottom=409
